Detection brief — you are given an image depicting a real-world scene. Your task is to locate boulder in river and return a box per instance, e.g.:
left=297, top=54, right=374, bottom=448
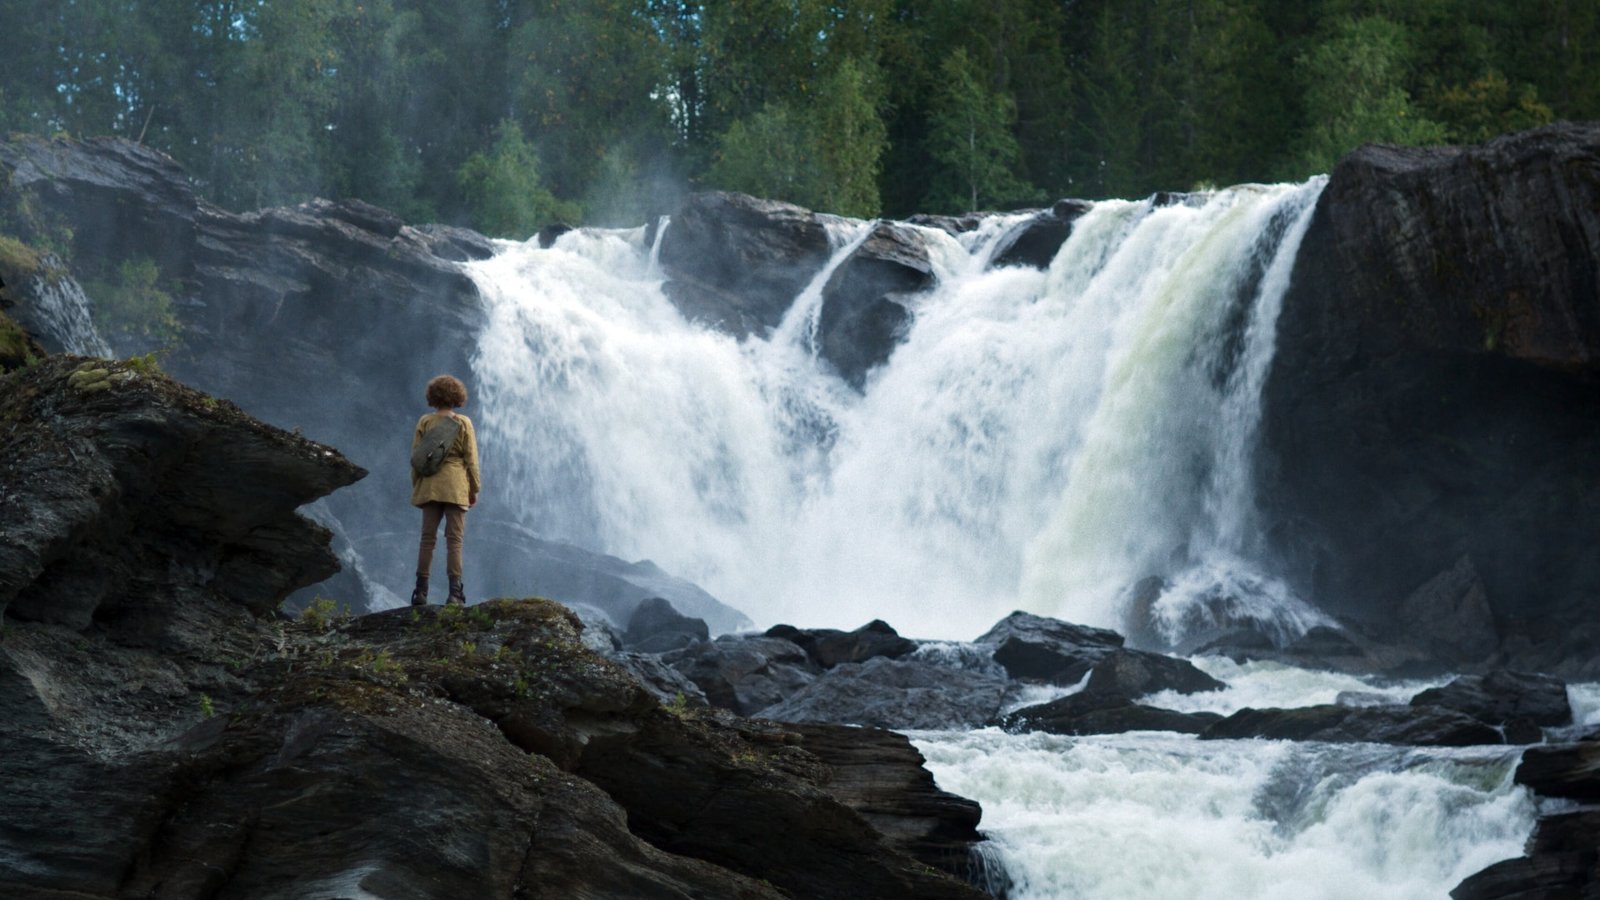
left=976, top=611, right=1125, bottom=684
left=1410, top=669, right=1571, bottom=728
left=1083, top=648, right=1226, bottom=699
left=665, top=634, right=821, bottom=716
left=1199, top=704, right=1505, bottom=747
left=624, top=596, right=710, bottom=654
left=759, top=656, right=1010, bottom=730
left=767, top=618, right=918, bottom=669
left=1001, top=690, right=1222, bottom=737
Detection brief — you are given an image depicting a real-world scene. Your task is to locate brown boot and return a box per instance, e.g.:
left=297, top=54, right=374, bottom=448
left=447, top=578, right=466, bottom=607
left=409, top=575, right=429, bottom=607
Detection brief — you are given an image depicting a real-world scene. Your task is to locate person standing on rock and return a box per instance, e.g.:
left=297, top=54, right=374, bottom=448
left=410, top=374, right=481, bottom=606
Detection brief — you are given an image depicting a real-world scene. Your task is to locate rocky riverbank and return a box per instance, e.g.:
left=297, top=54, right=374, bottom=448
left=0, top=356, right=988, bottom=899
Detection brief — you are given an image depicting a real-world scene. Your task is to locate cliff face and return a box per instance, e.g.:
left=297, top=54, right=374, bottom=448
left=0, top=358, right=986, bottom=899
left=1261, top=122, right=1600, bottom=675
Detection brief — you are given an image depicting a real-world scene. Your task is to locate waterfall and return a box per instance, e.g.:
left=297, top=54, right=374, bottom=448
left=17, top=259, right=112, bottom=357
left=467, top=180, right=1328, bottom=642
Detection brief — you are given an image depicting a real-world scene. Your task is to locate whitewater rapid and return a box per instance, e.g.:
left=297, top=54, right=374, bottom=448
left=467, top=180, right=1331, bottom=642
left=906, top=659, right=1589, bottom=900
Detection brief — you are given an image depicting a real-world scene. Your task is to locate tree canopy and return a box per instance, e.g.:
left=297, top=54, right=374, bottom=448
left=0, top=0, right=1590, bottom=227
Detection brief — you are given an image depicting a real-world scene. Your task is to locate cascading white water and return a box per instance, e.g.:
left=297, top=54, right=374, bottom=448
left=913, top=727, right=1536, bottom=900
left=467, top=180, right=1328, bottom=641
left=24, top=262, right=112, bottom=357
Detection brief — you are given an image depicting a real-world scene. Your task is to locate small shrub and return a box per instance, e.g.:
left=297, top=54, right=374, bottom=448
left=88, top=257, right=180, bottom=350
left=198, top=693, right=216, bottom=718
left=300, top=596, right=349, bottom=632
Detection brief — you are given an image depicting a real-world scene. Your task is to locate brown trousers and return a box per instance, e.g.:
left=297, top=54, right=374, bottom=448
left=416, top=501, right=467, bottom=581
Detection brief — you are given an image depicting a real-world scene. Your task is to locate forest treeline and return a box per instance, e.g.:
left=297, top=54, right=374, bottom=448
left=2, top=0, right=1595, bottom=235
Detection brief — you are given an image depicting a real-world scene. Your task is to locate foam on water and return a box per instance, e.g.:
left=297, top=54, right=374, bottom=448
left=913, top=729, right=1536, bottom=900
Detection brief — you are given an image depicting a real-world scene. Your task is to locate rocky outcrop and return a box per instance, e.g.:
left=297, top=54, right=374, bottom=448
left=1199, top=704, right=1505, bottom=746
left=767, top=619, right=918, bottom=669
left=760, top=656, right=1011, bottom=730
left=1453, top=740, right=1600, bottom=898
left=1082, top=648, right=1226, bottom=699
left=665, top=634, right=822, bottom=716
left=0, top=355, right=363, bottom=627
left=655, top=191, right=833, bottom=337
left=788, top=723, right=986, bottom=875
left=976, top=611, right=1126, bottom=684
left=817, top=221, right=934, bottom=386
left=0, top=362, right=987, bottom=897
left=1001, top=690, right=1222, bottom=737
left=989, top=200, right=1092, bottom=269
left=623, top=596, right=710, bottom=653
left=1410, top=670, right=1571, bottom=729
left=1261, top=122, right=1600, bottom=676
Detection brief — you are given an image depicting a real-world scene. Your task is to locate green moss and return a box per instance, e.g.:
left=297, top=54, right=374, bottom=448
left=0, top=234, right=42, bottom=279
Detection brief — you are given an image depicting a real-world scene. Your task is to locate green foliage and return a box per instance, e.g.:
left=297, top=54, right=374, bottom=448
left=300, top=596, right=351, bottom=632
left=1429, top=71, right=1554, bottom=143
left=5, top=0, right=1600, bottom=218
left=124, top=352, right=165, bottom=376
left=708, top=57, right=888, bottom=217
left=1293, top=16, right=1450, bottom=176
left=924, top=49, right=1041, bottom=213
left=0, top=234, right=42, bottom=278
left=87, top=258, right=179, bottom=351
left=198, top=692, right=216, bottom=718
left=456, top=119, right=582, bottom=239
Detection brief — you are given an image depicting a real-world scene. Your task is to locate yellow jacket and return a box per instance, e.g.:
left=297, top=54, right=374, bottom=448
left=410, top=411, right=481, bottom=508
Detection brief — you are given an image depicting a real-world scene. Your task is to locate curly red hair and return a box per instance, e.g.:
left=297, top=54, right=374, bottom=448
left=425, top=374, right=468, bottom=409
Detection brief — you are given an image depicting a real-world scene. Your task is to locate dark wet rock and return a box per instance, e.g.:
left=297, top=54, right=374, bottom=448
left=536, top=222, right=574, bottom=247
left=624, top=596, right=710, bottom=654
left=569, top=688, right=987, bottom=900
left=767, top=619, right=918, bottom=669
left=989, top=200, right=1092, bottom=269
left=1, top=536, right=982, bottom=897
left=905, top=212, right=985, bottom=236
left=1452, top=850, right=1600, bottom=900
left=1195, top=623, right=1423, bottom=677
left=790, top=723, right=985, bottom=881
left=1200, top=704, right=1504, bottom=746
left=1397, top=556, right=1500, bottom=664
left=1335, top=691, right=1392, bottom=708
left=1083, top=648, right=1226, bottom=699
left=1001, top=690, right=1222, bottom=736
left=0, top=356, right=363, bottom=627
left=412, top=222, right=497, bottom=262
left=759, top=656, right=1009, bottom=730
left=1516, top=741, right=1600, bottom=801
left=656, top=190, right=832, bottom=337
left=1452, top=809, right=1600, bottom=899
left=1503, top=717, right=1544, bottom=745
left=608, top=650, right=710, bottom=706
left=1411, top=670, right=1571, bottom=727
left=666, top=634, right=821, bottom=716
left=818, top=221, right=934, bottom=386
left=1261, top=122, right=1600, bottom=676
left=976, top=611, right=1125, bottom=684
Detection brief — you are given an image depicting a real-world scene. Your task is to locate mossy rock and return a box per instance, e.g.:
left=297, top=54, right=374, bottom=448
left=0, top=309, right=44, bottom=372
left=0, top=234, right=43, bottom=282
